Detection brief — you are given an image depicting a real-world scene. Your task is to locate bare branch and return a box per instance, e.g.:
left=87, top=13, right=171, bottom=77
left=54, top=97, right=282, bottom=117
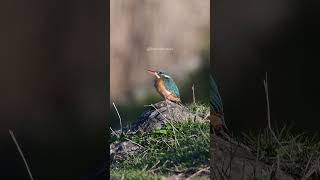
left=9, top=130, right=34, bottom=180
left=263, top=72, right=292, bottom=161
left=192, top=84, right=196, bottom=104
left=112, top=102, right=123, bottom=134
left=186, top=166, right=210, bottom=180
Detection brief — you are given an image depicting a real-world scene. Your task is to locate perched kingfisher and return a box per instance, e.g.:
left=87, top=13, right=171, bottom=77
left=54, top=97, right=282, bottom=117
left=147, top=69, right=181, bottom=103
left=210, top=75, right=229, bottom=136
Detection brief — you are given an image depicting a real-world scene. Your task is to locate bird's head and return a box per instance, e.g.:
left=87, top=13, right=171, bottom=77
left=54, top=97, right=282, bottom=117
left=147, top=69, right=172, bottom=79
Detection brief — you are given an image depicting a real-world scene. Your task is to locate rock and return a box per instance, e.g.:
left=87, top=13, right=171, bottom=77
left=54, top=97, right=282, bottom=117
left=123, top=100, right=205, bottom=134
left=111, top=101, right=205, bottom=162
left=110, top=140, right=143, bottom=163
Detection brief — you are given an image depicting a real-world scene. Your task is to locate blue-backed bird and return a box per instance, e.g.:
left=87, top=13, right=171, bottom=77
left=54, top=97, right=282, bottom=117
left=210, top=75, right=229, bottom=136
left=147, top=69, right=181, bottom=104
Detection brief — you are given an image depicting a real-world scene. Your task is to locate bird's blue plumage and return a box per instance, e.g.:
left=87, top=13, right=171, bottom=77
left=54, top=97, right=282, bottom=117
left=210, top=75, right=229, bottom=133
left=164, top=78, right=180, bottom=97
left=210, top=75, right=224, bottom=116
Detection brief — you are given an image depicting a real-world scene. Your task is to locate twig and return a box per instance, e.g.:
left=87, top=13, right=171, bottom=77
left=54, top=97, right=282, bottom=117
left=112, top=102, right=123, bottom=134
left=110, top=127, right=119, bottom=137
left=263, top=72, right=292, bottom=161
left=144, top=104, right=169, bottom=122
left=276, top=154, right=280, bottom=177
left=9, top=130, right=34, bottom=180
left=264, top=73, right=272, bottom=129
left=192, top=84, right=196, bottom=104
left=149, top=160, right=170, bottom=174
left=303, top=157, right=320, bottom=180
left=124, top=138, right=144, bottom=148
left=303, top=153, right=314, bottom=177
left=148, top=160, right=161, bottom=172
left=202, top=112, right=210, bottom=122
left=186, top=167, right=210, bottom=180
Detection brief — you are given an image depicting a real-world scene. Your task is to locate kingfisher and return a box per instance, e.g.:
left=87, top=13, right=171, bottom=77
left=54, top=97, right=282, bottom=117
left=210, top=75, right=229, bottom=136
left=147, top=69, right=181, bottom=104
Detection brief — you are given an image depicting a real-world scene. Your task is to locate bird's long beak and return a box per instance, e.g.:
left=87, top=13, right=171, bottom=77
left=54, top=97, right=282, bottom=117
left=147, top=69, right=160, bottom=78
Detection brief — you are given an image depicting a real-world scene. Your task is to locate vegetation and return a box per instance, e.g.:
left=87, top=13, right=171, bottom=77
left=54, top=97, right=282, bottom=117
left=111, top=102, right=320, bottom=179
left=111, top=103, right=210, bottom=180
left=242, top=125, right=320, bottom=179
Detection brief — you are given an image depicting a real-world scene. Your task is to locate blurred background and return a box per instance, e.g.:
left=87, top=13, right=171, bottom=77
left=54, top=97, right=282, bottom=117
left=212, top=0, right=320, bottom=136
left=0, top=0, right=106, bottom=179
left=110, top=0, right=210, bottom=129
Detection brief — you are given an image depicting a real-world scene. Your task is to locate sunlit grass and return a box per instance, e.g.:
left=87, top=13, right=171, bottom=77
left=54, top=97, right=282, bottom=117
left=111, top=103, right=210, bottom=179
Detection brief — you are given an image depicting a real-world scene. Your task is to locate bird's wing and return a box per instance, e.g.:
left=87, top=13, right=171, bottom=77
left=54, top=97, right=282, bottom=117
left=210, top=75, right=224, bottom=115
left=210, top=75, right=228, bottom=131
left=164, top=79, right=180, bottom=97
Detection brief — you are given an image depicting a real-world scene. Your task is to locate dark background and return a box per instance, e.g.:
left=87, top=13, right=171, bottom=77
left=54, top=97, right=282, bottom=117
left=212, top=0, right=320, bottom=135
left=0, top=0, right=107, bottom=179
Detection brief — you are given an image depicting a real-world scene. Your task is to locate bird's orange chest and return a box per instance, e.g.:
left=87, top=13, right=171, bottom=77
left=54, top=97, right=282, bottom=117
left=154, top=78, right=181, bottom=103
left=154, top=78, right=171, bottom=98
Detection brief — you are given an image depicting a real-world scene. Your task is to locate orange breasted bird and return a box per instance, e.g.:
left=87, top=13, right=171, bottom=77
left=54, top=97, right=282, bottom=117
left=210, top=75, right=229, bottom=136
left=147, top=69, right=181, bottom=103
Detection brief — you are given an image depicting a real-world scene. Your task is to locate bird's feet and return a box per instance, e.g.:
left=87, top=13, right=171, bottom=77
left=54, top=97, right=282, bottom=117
left=211, top=124, right=231, bottom=141
left=211, top=125, right=252, bottom=151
